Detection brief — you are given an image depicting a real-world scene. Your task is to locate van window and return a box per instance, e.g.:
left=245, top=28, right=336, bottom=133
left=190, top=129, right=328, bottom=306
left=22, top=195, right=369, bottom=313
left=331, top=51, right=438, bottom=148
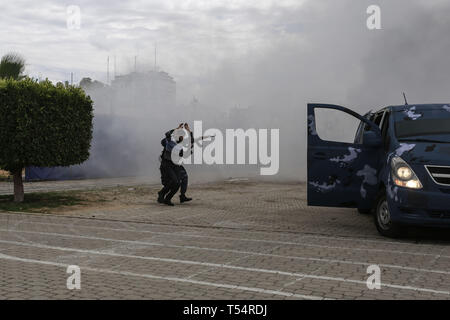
left=396, top=118, right=450, bottom=138
left=381, top=112, right=390, bottom=150
left=373, top=112, right=384, bottom=127
left=354, top=121, right=365, bottom=144
left=314, top=108, right=362, bottom=144
left=394, top=108, right=450, bottom=139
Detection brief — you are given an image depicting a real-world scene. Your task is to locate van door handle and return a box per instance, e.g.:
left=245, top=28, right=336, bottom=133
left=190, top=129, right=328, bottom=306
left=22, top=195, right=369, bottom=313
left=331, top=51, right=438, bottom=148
left=313, top=152, right=327, bottom=160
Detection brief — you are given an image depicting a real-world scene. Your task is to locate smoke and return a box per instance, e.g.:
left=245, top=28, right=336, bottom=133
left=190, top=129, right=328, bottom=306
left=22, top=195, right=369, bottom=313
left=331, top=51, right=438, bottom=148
left=77, top=0, right=450, bottom=183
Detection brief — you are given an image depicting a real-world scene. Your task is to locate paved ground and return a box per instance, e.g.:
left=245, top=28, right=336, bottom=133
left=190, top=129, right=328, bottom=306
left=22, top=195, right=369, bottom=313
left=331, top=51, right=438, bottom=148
left=0, top=177, right=150, bottom=196
left=0, top=178, right=449, bottom=300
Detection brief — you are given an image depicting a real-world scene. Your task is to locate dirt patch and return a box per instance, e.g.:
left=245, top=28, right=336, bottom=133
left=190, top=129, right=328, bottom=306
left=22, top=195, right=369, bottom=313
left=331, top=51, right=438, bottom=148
left=0, top=181, right=305, bottom=217
left=0, top=169, right=25, bottom=182
left=0, top=185, right=160, bottom=214
left=0, top=170, right=11, bottom=182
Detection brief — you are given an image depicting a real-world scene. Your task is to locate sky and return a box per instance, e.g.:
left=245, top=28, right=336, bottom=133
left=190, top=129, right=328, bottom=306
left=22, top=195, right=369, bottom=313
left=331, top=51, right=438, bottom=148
left=0, top=0, right=308, bottom=100
left=2, top=0, right=450, bottom=180
left=2, top=0, right=450, bottom=107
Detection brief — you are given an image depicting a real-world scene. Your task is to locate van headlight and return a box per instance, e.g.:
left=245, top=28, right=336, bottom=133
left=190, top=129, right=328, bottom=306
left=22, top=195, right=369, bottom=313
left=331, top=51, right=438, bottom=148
left=391, top=156, right=422, bottom=189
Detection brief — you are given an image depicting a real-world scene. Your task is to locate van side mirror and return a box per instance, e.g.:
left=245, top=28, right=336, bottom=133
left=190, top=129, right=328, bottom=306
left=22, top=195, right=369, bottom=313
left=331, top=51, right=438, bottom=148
left=363, top=130, right=382, bottom=147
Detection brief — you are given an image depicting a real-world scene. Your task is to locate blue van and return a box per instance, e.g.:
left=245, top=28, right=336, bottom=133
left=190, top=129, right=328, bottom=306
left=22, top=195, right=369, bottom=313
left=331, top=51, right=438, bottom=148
left=307, top=103, right=450, bottom=237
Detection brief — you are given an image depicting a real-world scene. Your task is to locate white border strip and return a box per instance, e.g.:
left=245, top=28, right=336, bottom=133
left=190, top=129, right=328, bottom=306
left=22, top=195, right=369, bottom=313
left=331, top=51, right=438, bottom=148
left=0, top=239, right=449, bottom=296
left=0, top=252, right=325, bottom=300
left=0, top=213, right=445, bottom=248
left=1, top=228, right=449, bottom=275
left=1, top=225, right=447, bottom=259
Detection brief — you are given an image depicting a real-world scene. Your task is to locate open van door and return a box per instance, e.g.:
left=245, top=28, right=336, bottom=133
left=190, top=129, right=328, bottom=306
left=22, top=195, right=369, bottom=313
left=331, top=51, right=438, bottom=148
left=307, top=103, right=382, bottom=209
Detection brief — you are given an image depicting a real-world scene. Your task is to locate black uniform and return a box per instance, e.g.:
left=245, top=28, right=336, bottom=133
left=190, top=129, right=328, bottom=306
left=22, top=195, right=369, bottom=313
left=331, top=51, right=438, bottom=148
left=159, top=158, right=180, bottom=203
left=158, top=130, right=180, bottom=203
left=157, top=129, right=193, bottom=204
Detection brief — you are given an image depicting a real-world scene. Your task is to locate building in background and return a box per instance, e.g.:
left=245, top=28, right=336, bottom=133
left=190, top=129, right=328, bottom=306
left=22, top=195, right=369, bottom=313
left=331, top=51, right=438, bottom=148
left=26, top=69, right=178, bottom=181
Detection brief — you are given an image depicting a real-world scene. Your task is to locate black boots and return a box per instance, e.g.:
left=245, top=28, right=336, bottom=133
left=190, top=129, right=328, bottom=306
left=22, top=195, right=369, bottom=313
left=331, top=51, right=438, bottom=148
left=157, top=191, right=165, bottom=204
left=158, top=191, right=174, bottom=206
left=158, top=192, right=191, bottom=205
left=180, top=195, right=192, bottom=203
left=164, top=199, right=174, bottom=206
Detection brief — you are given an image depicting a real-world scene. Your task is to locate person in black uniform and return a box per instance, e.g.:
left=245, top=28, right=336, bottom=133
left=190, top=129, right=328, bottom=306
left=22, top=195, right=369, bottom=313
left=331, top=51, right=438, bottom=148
left=157, top=123, right=193, bottom=205
left=157, top=124, right=182, bottom=206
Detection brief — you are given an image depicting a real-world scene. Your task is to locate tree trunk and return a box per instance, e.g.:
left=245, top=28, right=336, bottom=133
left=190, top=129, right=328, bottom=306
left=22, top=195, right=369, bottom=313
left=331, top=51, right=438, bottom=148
left=13, top=169, right=24, bottom=203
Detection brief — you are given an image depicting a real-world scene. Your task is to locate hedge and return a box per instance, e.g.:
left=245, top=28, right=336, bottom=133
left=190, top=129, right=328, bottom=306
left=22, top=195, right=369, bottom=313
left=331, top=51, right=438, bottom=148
left=0, top=78, right=93, bottom=201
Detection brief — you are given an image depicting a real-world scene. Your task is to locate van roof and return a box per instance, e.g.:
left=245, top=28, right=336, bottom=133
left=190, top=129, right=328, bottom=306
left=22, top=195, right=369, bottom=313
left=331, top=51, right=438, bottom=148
left=388, top=104, right=450, bottom=112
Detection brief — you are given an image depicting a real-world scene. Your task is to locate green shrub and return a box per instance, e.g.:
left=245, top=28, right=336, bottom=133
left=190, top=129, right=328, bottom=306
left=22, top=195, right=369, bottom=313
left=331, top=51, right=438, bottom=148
left=0, top=78, right=93, bottom=202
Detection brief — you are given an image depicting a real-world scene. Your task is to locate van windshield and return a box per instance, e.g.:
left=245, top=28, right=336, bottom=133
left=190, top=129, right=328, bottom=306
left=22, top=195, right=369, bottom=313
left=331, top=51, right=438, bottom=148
left=394, top=105, right=450, bottom=141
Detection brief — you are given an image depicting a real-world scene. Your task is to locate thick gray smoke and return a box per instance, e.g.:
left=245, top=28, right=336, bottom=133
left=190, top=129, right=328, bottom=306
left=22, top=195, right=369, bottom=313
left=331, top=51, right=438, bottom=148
left=78, top=0, right=450, bottom=183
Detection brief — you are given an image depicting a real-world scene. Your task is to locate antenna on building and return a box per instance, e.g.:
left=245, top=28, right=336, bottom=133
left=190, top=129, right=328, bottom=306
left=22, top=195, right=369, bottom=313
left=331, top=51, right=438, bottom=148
left=107, top=56, right=110, bottom=85
left=403, top=92, right=408, bottom=105
left=114, top=55, right=117, bottom=79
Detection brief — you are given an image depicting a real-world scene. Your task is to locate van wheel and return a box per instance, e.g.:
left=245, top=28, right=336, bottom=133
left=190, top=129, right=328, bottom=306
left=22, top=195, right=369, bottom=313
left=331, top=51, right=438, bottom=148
left=357, top=208, right=371, bottom=214
left=374, top=192, right=402, bottom=238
